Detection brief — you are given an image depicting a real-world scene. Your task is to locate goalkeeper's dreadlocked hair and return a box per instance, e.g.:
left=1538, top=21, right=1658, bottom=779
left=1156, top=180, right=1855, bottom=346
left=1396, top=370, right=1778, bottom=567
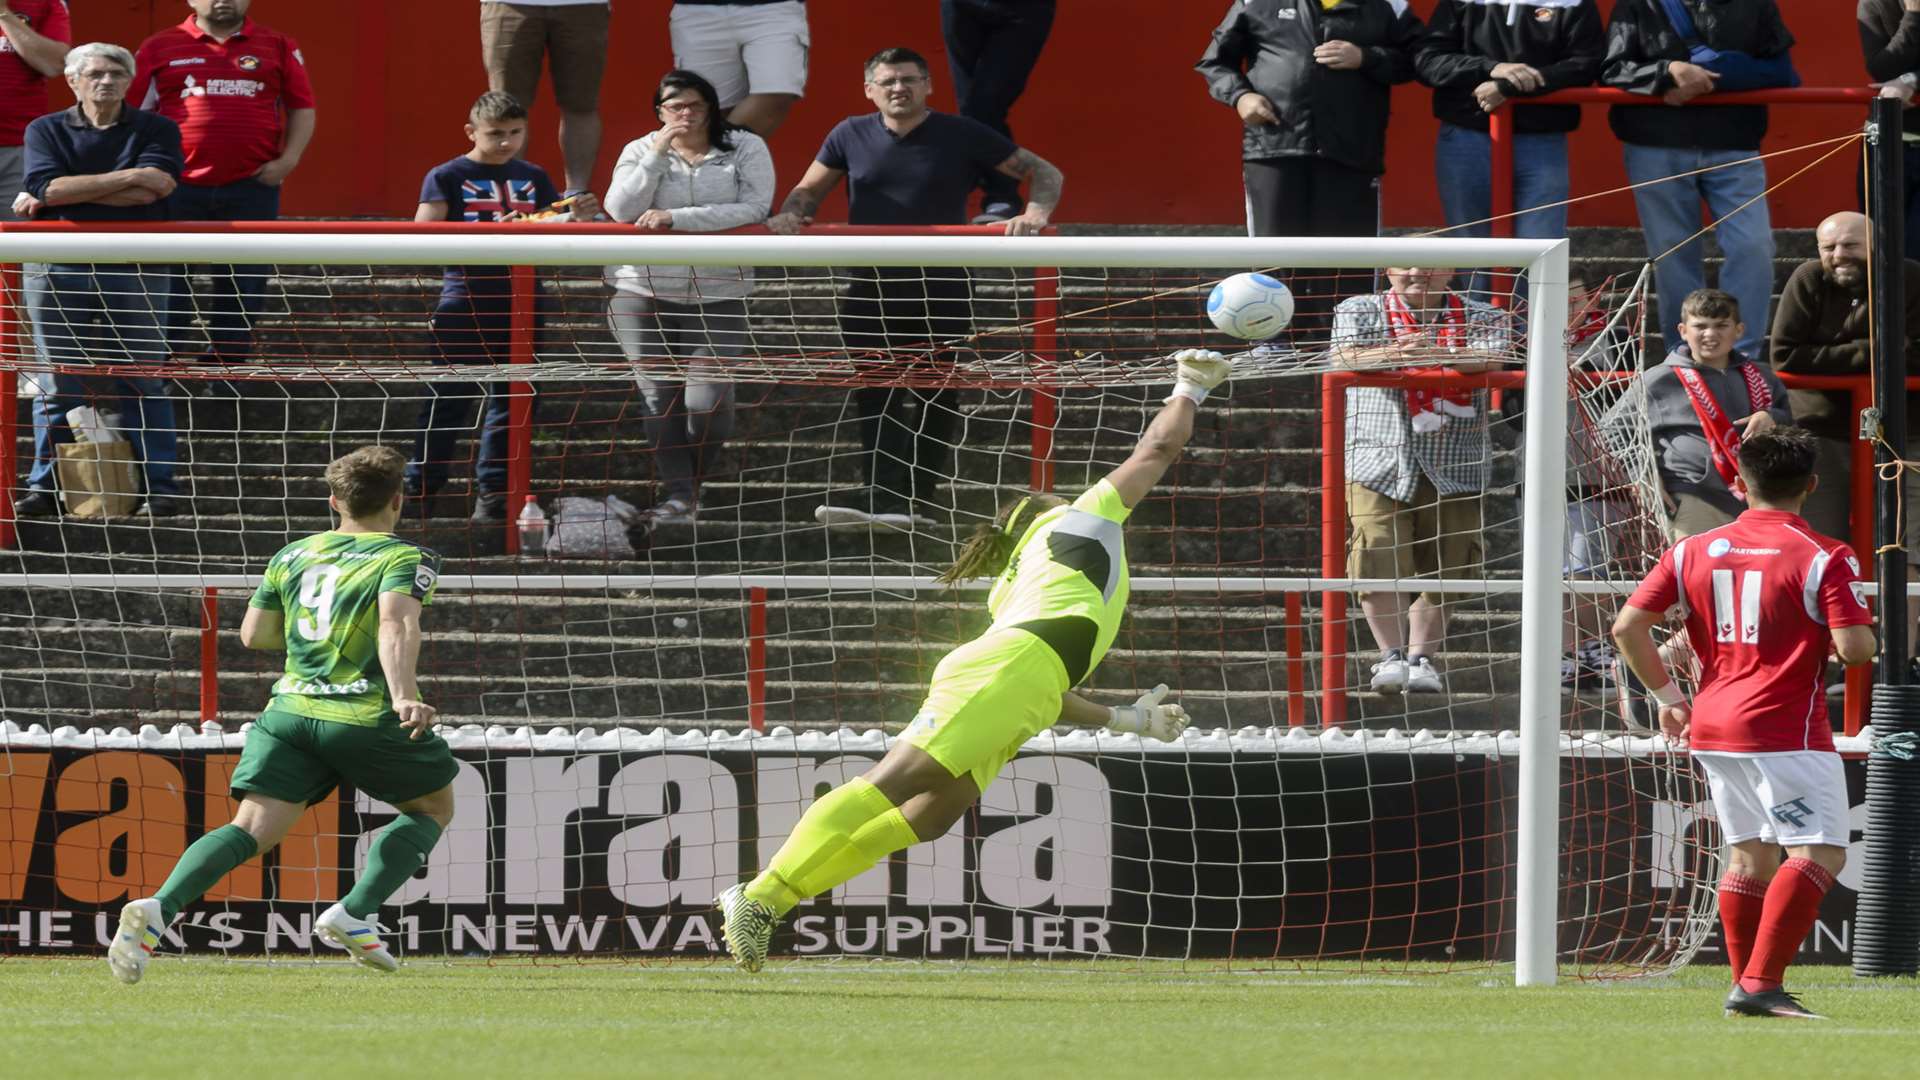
left=935, top=491, right=1066, bottom=588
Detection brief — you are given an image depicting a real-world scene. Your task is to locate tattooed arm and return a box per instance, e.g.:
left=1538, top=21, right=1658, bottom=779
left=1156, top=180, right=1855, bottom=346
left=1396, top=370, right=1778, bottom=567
left=992, top=147, right=1064, bottom=236
left=766, top=161, right=847, bottom=234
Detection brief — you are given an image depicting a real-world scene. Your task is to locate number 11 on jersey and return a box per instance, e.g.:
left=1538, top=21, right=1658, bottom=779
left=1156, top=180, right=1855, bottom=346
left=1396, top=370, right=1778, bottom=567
left=1710, top=568, right=1762, bottom=644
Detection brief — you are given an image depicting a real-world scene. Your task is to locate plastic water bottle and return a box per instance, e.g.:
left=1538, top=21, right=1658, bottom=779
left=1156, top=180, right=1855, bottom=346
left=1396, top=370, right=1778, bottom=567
left=517, top=496, right=548, bottom=556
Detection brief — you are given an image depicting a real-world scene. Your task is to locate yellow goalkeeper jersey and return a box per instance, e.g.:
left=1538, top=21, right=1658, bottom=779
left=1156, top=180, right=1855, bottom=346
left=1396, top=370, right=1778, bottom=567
left=985, top=479, right=1132, bottom=685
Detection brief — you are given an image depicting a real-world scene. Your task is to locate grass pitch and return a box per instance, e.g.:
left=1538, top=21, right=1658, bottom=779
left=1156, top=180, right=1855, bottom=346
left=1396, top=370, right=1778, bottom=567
left=1, top=959, right=1916, bottom=1079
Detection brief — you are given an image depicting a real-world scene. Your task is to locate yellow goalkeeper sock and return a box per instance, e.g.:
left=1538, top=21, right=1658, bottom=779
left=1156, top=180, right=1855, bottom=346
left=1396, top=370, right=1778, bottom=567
left=745, top=777, right=899, bottom=916
left=848, top=807, right=920, bottom=863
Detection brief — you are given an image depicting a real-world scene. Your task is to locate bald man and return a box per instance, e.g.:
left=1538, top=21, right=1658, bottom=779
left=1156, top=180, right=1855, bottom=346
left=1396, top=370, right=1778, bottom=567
left=1770, top=209, right=1920, bottom=580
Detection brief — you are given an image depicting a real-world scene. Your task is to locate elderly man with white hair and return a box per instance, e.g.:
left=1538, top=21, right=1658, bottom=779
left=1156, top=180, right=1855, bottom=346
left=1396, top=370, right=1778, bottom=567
left=14, top=41, right=186, bottom=518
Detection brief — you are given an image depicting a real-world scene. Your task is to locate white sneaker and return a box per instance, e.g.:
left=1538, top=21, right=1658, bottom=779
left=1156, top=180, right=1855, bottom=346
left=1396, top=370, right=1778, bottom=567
left=1370, top=654, right=1409, bottom=693
left=106, top=897, right=164, bottom=985
left=1407, top=656, right=1444, bottom=693
left=314, top=903, right=399, bottom=973
left=717, top=883, right=778, bottom=973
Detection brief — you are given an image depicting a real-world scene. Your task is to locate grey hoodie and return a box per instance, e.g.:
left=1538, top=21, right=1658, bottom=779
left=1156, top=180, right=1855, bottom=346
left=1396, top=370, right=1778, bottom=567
left=1605, top=344, right=1793, bottom=514
left=604, top=128, right=775, bottom=303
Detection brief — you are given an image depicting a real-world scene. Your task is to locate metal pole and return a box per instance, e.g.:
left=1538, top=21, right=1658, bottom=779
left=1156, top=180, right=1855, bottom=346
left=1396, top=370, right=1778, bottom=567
left=1871, top=96, right=1909, bottom=684
left=1319, top=373, right=1349, bottom=727
left=1514, top=241, right=1571, bottom=987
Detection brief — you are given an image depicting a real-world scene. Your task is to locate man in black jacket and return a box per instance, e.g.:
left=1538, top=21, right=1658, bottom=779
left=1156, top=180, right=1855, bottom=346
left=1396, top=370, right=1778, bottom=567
left=1859, top=0, right=1920, bottom=260
left=1416, top=0, right=1603, bottom=299
left=1196, top=0, right=1423, bottom=338
left=1603, top=0, right=1796, bottom=360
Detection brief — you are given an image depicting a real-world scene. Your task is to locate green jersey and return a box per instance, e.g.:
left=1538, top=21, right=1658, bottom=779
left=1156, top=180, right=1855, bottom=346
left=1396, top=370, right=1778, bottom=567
left=248, top=531, right=442, bottom=726
left=986, top=479, right=1132, bottom=684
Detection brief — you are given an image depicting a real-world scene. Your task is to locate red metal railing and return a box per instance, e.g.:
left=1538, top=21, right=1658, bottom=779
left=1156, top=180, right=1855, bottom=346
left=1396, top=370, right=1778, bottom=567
left=1320, top=369, right=1920, bottom=737
left=0, top=221, right=1062, bottom=731
left=1479, top=85, right=1883, bottom=734
left=1487, top=86, right=1878, bottom=243
left=0, top=221, right=1063, bottom=562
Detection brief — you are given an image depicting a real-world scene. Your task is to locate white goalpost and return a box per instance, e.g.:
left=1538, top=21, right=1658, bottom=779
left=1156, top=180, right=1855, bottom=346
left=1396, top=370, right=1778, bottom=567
left=0, top=230, right=1704, bottom=982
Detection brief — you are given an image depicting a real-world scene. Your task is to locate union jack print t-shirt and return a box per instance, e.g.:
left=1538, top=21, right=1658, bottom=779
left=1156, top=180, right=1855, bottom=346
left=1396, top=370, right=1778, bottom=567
left=418, top=155, right=561, bottom=300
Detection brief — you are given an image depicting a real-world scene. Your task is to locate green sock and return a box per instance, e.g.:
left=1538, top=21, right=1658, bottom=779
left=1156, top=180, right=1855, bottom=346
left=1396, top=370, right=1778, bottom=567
left=342, top=814, right=443, bottom=919
left=745, top=777, right=896, bottom=916
left=155, top=824, right=258, bottom=924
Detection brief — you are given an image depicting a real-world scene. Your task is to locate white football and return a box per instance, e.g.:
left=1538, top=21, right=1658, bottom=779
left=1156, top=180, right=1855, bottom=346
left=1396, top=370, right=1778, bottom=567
left=1206, top=272, right=1295, bottom=340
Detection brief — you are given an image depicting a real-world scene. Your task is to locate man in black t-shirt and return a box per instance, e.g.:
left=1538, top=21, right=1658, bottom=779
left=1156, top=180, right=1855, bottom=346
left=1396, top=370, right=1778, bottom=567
left=769, top=45, right=1065, bottom=529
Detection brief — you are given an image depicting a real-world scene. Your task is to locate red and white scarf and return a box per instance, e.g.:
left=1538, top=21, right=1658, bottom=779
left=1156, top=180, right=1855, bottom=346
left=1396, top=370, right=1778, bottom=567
left=1385, top=290, right=1476, bottom=433
left=1672, top=359, right=1774, bottom=494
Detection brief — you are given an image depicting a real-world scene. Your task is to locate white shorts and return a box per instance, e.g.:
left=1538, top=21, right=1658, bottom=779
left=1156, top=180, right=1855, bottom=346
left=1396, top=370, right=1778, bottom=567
left=1694, top=750, right=1850, bottom=848
left=669, top=1, right=809, bottom=108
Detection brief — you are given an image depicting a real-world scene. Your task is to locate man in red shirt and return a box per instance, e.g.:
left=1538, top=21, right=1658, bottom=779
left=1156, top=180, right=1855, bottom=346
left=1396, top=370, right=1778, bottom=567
left=131, top=0, right=316, bottom=365
left=1614, top=427, right=1876, bottom=1020
left=0, top=1, right=70, bottom=221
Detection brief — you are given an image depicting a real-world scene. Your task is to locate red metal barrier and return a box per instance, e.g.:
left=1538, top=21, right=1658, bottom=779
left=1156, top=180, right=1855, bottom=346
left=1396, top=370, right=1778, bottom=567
left=200, top=587, right=220, bottom=724
left=0, top=262, right=17, bottom=550
left=1320, top=368, right=1917, bottom=735
left=1487, top=87, right=1877, bottom=243
left=505, top=264, right=536, bottom=554
left=1284, top=591, right=1306, bottom=728
left=0, top=219, right=1061, bottom=534
left=747, top=586, right=768, bottom=733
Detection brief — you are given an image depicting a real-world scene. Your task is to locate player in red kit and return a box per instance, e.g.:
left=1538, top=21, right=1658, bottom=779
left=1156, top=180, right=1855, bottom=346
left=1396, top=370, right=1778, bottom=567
left=1613, top=427, right=1875, bottom=1020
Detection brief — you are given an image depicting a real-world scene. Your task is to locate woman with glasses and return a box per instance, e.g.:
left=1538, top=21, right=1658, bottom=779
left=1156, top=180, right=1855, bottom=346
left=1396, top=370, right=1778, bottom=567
left=605, top=69, right=774, bottom=525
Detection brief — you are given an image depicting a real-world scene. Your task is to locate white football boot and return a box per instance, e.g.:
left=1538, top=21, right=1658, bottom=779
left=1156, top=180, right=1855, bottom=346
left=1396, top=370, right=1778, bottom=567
left=315, top=903, right=400, bottom=973
left=717, top=883, right=777, bottom=973
left=106, top=897, right=165, bottom=985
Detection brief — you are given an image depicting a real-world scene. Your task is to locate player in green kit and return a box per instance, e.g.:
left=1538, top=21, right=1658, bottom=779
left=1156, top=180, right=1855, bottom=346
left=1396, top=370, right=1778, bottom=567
left=107, top=446, right=457, bottom=984
left=718, top=349, right=1232, bottom=971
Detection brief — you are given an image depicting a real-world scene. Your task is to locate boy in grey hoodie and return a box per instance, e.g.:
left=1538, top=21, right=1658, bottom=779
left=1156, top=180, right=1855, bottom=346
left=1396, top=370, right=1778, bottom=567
left=1607, top=288, right=1792, bottom=538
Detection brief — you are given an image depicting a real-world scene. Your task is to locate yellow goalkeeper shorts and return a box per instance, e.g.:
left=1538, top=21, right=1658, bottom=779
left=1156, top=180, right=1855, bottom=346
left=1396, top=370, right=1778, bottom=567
left=901, top=627, right=1070, bottom=794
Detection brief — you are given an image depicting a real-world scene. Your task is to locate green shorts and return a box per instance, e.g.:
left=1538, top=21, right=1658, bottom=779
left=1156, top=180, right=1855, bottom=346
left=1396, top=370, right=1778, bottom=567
left=229, top=709, right=461, bottom=806
left=901, top=628, right=1070, bottom=794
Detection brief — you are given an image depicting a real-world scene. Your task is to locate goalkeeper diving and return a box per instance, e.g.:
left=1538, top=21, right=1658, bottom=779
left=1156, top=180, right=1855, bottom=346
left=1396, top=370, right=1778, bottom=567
left=718, top=348, right=1231, bottom=971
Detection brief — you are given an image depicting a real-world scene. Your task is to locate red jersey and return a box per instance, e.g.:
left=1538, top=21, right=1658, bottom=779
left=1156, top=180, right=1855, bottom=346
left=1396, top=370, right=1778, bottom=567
left=1628, top=509, right=1872, bottom=753
left=0, top=1, right=71, bottom=146
left=129, top=16, right=315, bottom=186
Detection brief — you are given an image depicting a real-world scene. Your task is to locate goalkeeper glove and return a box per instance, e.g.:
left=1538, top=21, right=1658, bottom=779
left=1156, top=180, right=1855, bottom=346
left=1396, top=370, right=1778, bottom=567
left=1167, top=349, right=1231, bottom=406
left=1106, top=684, right=1191, bottom=742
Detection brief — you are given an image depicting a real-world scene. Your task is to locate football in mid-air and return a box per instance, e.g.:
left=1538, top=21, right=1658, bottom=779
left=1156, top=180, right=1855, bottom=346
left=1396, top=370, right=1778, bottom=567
left=1206, top=272, right=1295, bottom=340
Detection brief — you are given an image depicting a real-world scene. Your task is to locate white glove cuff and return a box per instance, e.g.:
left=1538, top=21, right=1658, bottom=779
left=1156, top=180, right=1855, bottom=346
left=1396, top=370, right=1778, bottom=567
left=1165, top=383, right=1209, bottom=407
left=1648, top=682, right=1686, bottom=708
left=1106, top=706, right=1147, bottom=734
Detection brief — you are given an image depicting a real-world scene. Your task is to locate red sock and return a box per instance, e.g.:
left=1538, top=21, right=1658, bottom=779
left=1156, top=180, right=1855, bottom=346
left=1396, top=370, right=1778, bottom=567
left=1740, top=857, right=1835, bottom=993
left=1716, top=871, right=1768, bottom=983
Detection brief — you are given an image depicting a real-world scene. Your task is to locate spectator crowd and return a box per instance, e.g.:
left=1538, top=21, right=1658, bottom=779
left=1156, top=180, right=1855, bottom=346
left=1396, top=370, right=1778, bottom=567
left=3, top=0, right=1919, bottom=701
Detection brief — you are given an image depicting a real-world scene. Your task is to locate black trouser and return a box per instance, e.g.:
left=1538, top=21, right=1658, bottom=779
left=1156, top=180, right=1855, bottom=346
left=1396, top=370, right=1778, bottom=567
left=1243, top=156, right=1381, bottom=339
left=408, top=295, right=515, bottom=498
left=166, top=177, right=281, bottom=362
left=836, top=267, right=973, bottom=511
left=942, top=0, right=1056, bottom=212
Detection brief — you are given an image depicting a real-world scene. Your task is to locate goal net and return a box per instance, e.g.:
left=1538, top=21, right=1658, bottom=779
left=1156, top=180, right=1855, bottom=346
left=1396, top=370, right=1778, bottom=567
left=0, top=228, right=1715, bottom=980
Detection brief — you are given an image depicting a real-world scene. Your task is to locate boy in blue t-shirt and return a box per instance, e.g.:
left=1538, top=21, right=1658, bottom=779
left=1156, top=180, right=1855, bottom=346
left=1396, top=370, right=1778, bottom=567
left=411, top=92, right=599, bottom=522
